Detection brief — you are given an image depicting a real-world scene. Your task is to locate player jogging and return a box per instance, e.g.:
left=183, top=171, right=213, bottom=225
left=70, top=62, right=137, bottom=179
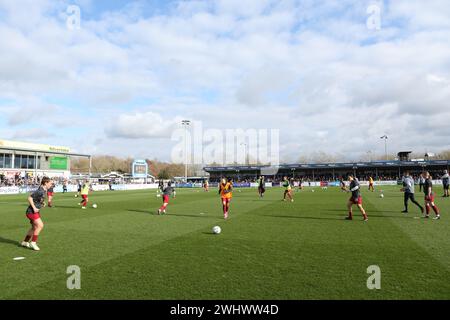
left=258, top=176, right=265, bottom=197
left=282, top=176, right=293, bottom=202
left=219, top=178, right=233, bottom=219
left=441, top=170, right=449, bottom=198
left=47, top=181, right=55, bottom=207
left=368, top=176, right=375, bottom=192
left=21, top=177, right=52, bottom=251
left=157, top=182, right=175, bottom=215
left=79, top=181, right=91, bottom=209
left=423, top=172, right=440, bottom=219
left=204, top=180, right=209, bottom=192
left=401, top=171, right=424, bottom=214
left=345, top=175, right=368, bottom=221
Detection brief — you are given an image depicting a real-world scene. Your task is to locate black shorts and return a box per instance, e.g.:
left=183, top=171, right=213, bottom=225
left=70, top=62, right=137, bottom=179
left=404, top=192, right=416, bottom=202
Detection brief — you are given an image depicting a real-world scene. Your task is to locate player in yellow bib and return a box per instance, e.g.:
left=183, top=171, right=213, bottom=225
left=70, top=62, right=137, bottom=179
left=282, top=176, right=294, bottom=202
left=219, top=178, right=233, bottom=219
left=368, top=176, right=375, bottom=192
left=79, top=181, right=91, bottom=209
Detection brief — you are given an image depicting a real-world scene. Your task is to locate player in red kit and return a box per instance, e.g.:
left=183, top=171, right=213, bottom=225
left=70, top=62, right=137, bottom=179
left=157, top=182, right=175, bottom=215
left=21, top=177, right=52, bottom=251
left=47, top=181, right=55, bottom=207
left=423, top=172, right=441, bottom=220
left=345, top=175, right=368, bottom=221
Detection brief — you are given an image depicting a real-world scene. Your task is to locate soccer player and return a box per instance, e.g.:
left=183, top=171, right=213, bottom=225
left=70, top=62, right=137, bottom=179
left=423, top=172, right=440, bottom=219
left=62, top=180, right=68, bottom=193
left=282, top=176, right=293, bottom=202
left=401, top=171, right=424, bottom=214
left=442, top=170, right=449, bottom=198
left=79, top=180, right=91, bottom=209
left=204, top=180, right=209, bottom=192
left=368, top=176, right=375, bottom=192
left=47, top=181, right=55, bottom=207
left=219, top=178, right=233, bottom=219
left=345, top=175, right=368, bottom=221
left=157, top=182, right=175, bottom=215
left=258, top=176, right=265, bottom=197
left=21, top=177, right=52, bottom=251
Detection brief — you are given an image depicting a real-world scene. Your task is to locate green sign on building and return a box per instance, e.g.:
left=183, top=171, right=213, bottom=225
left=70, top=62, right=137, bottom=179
left=50, top=156, right=68, bottom=170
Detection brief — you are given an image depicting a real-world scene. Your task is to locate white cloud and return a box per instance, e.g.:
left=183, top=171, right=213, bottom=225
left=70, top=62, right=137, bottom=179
left=106, top=111, right=183, bottom=139
left=0, top=0, right=449, bottom=161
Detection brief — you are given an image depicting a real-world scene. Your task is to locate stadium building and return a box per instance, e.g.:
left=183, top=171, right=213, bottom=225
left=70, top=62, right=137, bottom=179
left=0, top=139, right=91, bottom=180
left=204, top=159, right=450, bottom=183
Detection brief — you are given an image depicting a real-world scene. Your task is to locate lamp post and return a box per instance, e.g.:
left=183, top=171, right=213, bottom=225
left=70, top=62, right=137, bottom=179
left=182, top=120, right=191, bottom=182
left=380, top=135, right=388, bottom=160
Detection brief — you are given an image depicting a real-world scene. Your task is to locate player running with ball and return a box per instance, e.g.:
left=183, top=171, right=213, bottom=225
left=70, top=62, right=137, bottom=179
left=219, top=178, right=233, bottom=219
left=345, top=175, right=368, bottom=221
left=21, top=177, right=52, bottom=251
left=79, top=180, right=91, bottom=210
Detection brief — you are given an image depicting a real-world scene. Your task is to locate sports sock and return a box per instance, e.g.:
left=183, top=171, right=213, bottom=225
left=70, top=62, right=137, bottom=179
left=24, top=235, right=31, bottom=242
left=432, top=205, right=440, bottom=215
left=32, top=235, right=38, bottom=242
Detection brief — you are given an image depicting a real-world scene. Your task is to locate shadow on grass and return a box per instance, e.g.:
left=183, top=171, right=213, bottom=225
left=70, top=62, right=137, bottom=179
left=0, top=236, right=20, bottom=247
left=127, top=210, right=217, bottom=219
left=51, top=205, right=82, bottom=210
left=263, top=214, right=343, bottom=221
left=127, top=209, right=151, bottom=214
left=323, top=210, right=414, bottom=218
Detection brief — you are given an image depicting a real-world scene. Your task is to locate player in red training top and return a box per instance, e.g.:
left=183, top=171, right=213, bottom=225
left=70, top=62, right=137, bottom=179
left=345, top=175, right=368, bottom=221
left=157, top=182, right=175, bottom=215
left=423, top=172, right=440, bottom=220
left=21, top=177, right=53, bottom=251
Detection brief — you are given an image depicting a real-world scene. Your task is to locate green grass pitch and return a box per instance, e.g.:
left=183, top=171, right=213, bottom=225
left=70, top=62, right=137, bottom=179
left=0, top=186, right=449, bottom=300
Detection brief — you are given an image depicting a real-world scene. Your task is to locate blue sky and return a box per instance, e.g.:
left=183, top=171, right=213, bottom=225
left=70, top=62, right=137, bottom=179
left=0, top=0, right=449, bottom=164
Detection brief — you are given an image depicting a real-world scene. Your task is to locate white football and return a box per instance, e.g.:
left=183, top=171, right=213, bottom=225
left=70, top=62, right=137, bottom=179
left=212, top=226, right=221, bottom=234
left=380, top=194, right=384, bottom=198
left=92, top=204, right=98, bottom=208
left=75, top=194, right=78, bottom=198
